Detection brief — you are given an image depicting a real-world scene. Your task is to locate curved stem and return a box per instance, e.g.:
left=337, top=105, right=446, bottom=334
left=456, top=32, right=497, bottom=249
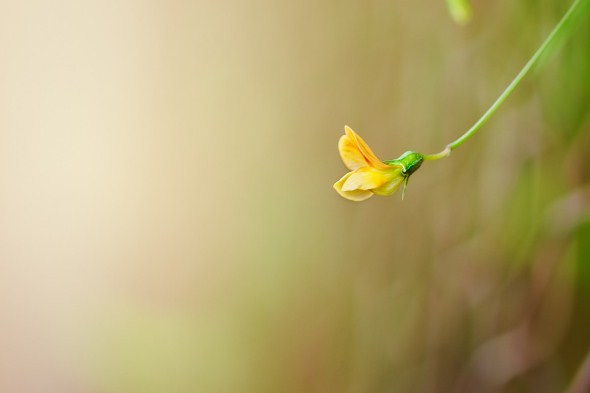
left=426, top=0, right=587, bottom=160
left=423, top=145, right=451, bottom=160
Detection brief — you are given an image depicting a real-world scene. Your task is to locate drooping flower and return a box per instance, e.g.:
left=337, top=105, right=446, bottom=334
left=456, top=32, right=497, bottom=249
left=333, top=126, right=424, bottom=201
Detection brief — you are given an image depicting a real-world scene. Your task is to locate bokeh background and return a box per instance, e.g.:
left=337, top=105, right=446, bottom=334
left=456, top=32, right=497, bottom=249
left=1, top=0, right=589, bottom=392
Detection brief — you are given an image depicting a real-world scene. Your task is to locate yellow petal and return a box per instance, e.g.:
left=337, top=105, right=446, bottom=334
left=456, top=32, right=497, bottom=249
left=341, top=167, right=389, bottom=191
left=333, top=173, right=374, bottom=201
left=344, top=126, right=390, bottom=170
left=338, top=134, right=368, bottom=170
left=372, top=175, right=404, bottom=196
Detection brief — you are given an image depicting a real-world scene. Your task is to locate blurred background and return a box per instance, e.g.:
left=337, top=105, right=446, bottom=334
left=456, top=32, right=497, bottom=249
left=1, top=0, right=589, bottom=392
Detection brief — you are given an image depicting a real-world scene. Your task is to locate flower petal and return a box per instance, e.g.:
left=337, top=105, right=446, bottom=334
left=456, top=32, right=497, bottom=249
left=372, top=175, right=404, bottom=196
left=345, top=126, right=390, bottom=169
left=333, top=173, right=374, bottom=201
left=341, top=167, right=389, bottom=191
left=338, top=134, right=368, bottom=170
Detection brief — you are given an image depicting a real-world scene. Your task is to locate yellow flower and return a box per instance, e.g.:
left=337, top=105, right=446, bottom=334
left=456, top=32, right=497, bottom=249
left=333, top=126, right=406, bottom=201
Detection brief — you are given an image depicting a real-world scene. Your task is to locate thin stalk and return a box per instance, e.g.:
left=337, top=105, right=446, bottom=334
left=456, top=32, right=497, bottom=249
left=425, top=0, right=587, bottom=160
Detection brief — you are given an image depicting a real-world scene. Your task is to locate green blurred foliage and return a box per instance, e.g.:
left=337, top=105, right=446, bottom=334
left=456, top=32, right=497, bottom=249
left=541, top=1, right=590, bottom=139
left=446, top=0, right=473, bottom=25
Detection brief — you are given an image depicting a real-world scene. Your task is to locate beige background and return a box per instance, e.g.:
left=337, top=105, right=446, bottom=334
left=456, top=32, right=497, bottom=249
left=1, top=0, right=589, bottom=392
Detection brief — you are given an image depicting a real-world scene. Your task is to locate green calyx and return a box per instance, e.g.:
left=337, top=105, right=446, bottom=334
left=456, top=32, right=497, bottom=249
left=384, top=151, right=424, bottom=177
left=383, top=151, right=424, bottom=200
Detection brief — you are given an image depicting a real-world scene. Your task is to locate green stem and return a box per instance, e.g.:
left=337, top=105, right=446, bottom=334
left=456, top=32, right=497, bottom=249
left=424, top=0, right=587, bottom=161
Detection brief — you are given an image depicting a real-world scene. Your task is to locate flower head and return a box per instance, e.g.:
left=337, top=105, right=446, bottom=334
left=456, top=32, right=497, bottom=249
left=333, top=126, right=424, bottom=201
